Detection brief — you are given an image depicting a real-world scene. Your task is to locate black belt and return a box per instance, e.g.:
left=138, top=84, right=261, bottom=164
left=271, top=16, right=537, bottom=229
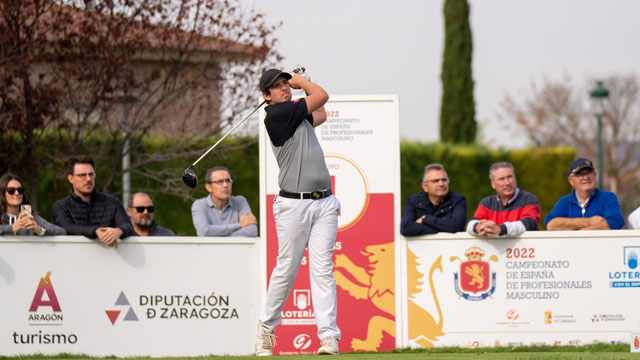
left=279, top=189, right=332, bottom=200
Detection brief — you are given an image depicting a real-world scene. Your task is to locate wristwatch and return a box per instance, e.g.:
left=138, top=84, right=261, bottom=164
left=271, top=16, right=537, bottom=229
left=37, top=227, right=46, bottom=236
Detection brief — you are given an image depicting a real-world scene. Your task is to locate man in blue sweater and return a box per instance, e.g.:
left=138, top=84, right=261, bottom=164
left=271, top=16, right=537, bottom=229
left=545, top=157, right=624, bottom=230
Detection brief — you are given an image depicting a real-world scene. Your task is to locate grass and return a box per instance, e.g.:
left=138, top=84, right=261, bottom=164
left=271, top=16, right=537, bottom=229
left=3, top=344, right=640, bottom=360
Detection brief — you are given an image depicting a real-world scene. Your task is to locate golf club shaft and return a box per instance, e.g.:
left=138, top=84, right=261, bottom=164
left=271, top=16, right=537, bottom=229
left=190, top=100, right=267, bottom=167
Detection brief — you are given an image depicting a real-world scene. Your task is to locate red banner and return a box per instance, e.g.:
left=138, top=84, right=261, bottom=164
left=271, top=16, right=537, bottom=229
left=266, top=193, right=395, bottom=354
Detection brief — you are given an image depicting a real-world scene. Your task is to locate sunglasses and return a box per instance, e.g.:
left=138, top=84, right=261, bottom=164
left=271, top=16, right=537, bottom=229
left=5, top=187, right=25, bottom=195
left=131, top=206, right=154, bottom=213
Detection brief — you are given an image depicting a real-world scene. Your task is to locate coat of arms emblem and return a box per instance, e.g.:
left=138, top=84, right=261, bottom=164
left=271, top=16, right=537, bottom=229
left=450, top=246, right=497, bottom=301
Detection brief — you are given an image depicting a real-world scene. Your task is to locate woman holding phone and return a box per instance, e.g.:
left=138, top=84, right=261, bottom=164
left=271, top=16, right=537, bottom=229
left=0, top=173, right=66, bottom=236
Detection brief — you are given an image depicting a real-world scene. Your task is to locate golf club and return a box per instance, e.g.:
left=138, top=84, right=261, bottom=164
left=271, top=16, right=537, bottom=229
left=182, top=99, right=267, bottom=188
left=181, top=67, right=308, bottom=188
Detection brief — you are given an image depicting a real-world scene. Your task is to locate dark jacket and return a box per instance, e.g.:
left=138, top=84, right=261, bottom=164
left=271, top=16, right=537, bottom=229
left=1, top=213, right=67, bottom=236
left=134, top=220, right=175, bottom=236
left=401, top=190, right=467, bottom=236
left=52, top=189, right=133, bottom=239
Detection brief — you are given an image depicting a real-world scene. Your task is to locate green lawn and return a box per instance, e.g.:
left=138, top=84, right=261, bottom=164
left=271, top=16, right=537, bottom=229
left=3, top=344, right=640, bottom=360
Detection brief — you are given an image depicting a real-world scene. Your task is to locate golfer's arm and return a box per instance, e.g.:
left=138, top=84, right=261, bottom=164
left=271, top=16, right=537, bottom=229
left=312, top=107, right=327, bottom=127
left=301, top=80, right=329, bottom=114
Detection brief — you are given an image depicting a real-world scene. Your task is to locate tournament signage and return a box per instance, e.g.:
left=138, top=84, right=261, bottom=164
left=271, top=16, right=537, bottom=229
left=259, top=95, right=401, bottom=354
left=401, top=231, right=640, bottom=348
left=0, top=236, right=259, bottom=356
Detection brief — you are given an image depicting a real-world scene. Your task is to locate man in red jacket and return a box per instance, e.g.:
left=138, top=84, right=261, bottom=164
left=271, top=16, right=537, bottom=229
left=466, top=162, right=540, bottom=237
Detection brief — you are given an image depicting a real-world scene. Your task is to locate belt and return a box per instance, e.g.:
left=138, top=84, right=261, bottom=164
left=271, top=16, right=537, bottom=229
left=279, top=189, right=332, bottom=200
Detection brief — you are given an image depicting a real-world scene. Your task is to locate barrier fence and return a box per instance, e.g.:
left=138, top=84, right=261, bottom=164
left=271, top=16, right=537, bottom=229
left=2, top=230, right=639, bottom=356
left=0, top=236, right=261, bottom=357
left=398, top=230, right=640, bottom=349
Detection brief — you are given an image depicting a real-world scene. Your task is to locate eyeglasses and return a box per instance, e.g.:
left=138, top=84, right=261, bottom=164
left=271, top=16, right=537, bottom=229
left=571, top=170, right=595, bottom=178
left=73, top=172, right=96, bottom=179
left=208, top=178, right=233, bottom=185
left=5, top=186, right=25, bottom=195
left=131, top=206, right=154, bottom=213
left=423, top=178, right=449, bottom=184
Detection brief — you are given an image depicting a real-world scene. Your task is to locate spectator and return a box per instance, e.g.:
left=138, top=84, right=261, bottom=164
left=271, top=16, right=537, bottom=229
left=467, top=161, right=540, bottom=237
left=52, top=155, right=133, bottom=247
left=191, top=166, right=257, bottom=236
left=629, top=205, right=640, bottom=230
left=0, top=173, right=66, bottom=236
left=126, top=192, right=175, bottom=236
left=545, top=157, right=624, bottom=230
left=401, top=163, right=466, bottom=235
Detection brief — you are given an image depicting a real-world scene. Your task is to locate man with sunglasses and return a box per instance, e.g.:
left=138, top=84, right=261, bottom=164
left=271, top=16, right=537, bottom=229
left=545, top=157, right=624, bottom=230
left=401, top=163, right=466, bottom=236
left=53, top=155, right=133, bottom=246
left=191, top=166, right=257, bottom=237
left=126, top=192, right=174, bottom=236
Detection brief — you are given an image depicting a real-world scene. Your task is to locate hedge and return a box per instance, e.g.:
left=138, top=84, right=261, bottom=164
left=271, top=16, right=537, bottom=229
left=1, top=132, right=575, bottom=235
left=400, top=142, right=575, bottom=229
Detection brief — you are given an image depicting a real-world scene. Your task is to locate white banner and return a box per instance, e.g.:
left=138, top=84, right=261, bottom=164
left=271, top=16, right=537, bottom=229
left=401, top=230, right=640, bottom=348
left=0, top=236, right=260, bottom=357
left=258, top=95, right=403, bottom=353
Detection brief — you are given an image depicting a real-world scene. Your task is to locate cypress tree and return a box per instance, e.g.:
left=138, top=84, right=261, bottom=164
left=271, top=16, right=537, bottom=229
left=440, top=0, right=476, bottom=143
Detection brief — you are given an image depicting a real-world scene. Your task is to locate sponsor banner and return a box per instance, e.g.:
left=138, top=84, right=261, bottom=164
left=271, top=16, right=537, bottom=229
left=632, top=331, right=640, bottom=352
left=403, top=231, right=640, bottom=348
left=0, top=236, right=259, bottom=356
left=260, top=95, right=400, bottom=354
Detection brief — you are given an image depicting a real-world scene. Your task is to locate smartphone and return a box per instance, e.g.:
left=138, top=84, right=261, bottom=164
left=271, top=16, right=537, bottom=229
left=20, top=204, right=32, bottom=216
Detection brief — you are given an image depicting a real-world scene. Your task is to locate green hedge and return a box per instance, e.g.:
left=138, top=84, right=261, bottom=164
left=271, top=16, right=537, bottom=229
left=400, top=142, right=575, bottom=229
left=142, top=136, right=259, bottom=236
left=1, top=130, right=258, bottom=236
left=1, top=133, right=576, bottom=235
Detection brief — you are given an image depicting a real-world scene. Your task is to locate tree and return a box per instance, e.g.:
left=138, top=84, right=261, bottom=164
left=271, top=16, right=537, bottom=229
left=1, top=1, right=64, bottom=210
left=499, top=74, right=640, bottom=214
left=0, top=0, right=281, bottom=209
left=439, top=0, right=476, bottom=143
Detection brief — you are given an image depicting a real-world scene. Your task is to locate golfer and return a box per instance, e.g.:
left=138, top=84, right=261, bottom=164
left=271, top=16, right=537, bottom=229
left=255, top=68, right=340, bottom=356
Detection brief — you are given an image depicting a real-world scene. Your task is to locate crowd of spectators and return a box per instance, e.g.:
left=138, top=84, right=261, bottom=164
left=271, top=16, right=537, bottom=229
left=2, top=155, right=639, bottom=243
left=401, top=157, right=638, bottom=237
left=0, top=155, right=258, bottom=245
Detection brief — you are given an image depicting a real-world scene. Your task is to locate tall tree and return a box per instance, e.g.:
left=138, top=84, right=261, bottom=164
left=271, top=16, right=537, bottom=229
left=440, top=0, right=476, bottom=143
left=0, top=0, right=281, bottom=208
left=499, top=74, right=640, bottom=214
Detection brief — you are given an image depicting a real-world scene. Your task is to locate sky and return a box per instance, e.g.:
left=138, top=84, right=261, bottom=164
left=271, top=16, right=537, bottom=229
left=239, top=0, right=640, bottom=148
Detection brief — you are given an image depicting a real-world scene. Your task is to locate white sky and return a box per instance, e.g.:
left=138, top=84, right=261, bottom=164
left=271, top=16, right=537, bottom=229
left=240, top=0, right=640, bottom=148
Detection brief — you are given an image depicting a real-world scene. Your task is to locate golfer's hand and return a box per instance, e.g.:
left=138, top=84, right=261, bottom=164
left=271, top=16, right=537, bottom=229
left=288, top=74, right=309, bottom=90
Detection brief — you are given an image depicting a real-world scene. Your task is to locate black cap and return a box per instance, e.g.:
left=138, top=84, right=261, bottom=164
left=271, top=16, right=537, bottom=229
left=568, top=157, right=595, bottom=177
left=260, top=69, right=292, bottom=93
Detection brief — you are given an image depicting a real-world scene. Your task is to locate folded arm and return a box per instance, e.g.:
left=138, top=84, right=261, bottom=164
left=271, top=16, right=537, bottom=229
left=52, top=202, right=99, bottom=238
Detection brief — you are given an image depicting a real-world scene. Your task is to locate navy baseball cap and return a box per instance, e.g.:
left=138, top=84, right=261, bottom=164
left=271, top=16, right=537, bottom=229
left=568, top=157, right=595, bottom=177
left=260, top=69, right=292, bottom=93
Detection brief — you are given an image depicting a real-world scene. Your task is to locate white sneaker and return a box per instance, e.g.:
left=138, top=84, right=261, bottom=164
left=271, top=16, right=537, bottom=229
left=317, top=337, right=339, bottom=355
left=255, top=322, right=276, bottom=356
